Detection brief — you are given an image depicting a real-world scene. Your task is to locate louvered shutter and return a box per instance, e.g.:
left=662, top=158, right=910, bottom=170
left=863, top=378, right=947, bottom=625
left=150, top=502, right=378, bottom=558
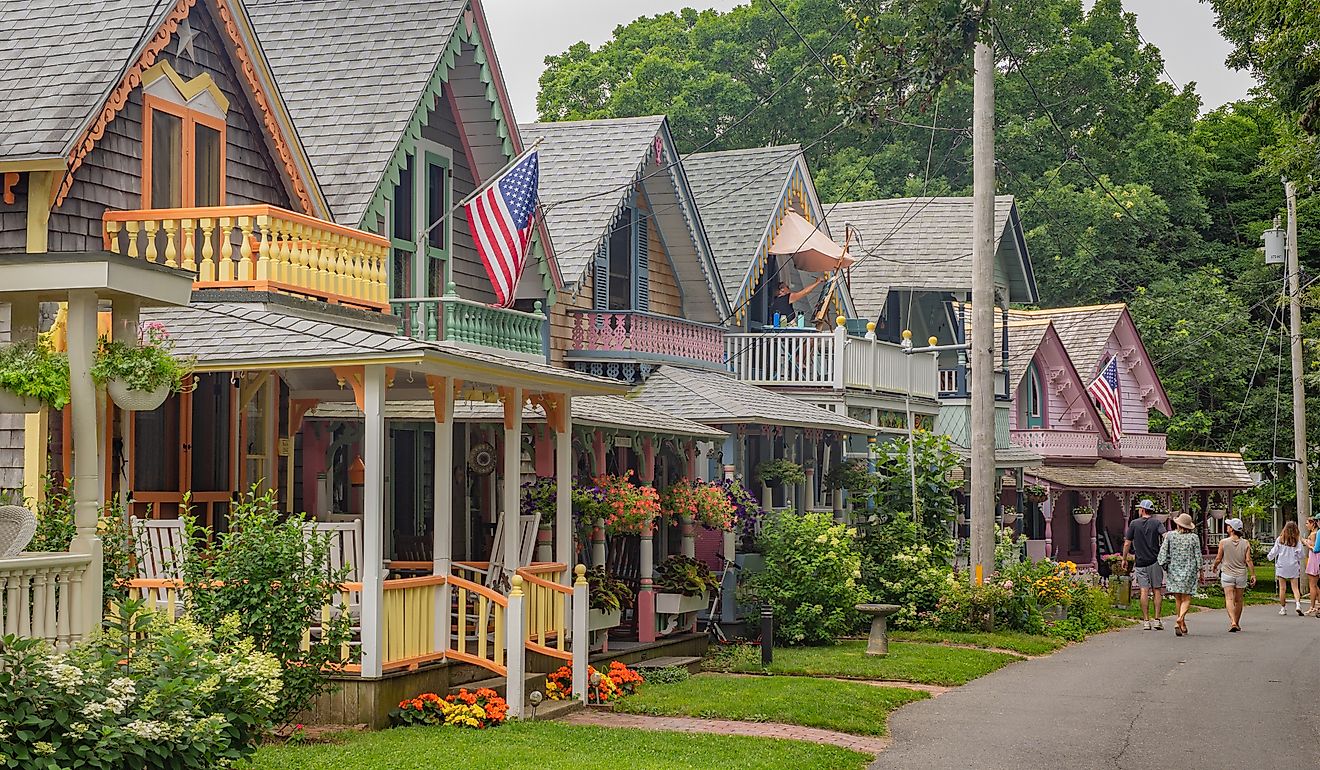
left=634, top=212, right=650, bottom=312
left=592, top=240, right=609, bottom=310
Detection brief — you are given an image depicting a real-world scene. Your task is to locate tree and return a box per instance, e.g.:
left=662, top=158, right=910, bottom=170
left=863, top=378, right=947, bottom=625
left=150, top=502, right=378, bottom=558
left=1206, top=0, right=1320, bottom=134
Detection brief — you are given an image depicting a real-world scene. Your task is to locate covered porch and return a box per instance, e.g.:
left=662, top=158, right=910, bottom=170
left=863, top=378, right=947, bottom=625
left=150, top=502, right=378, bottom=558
left=1025, top=451, right=1254, bottom=568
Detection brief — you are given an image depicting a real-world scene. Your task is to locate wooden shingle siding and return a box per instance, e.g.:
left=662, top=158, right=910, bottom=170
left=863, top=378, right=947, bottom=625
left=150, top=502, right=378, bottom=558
left=46, top=3, right=290, bottom=252
left=638, top=200, right=682, bottom=318
left=0, top=175, right=27, bottom=253
left=420, top=89, right=493, bottom=303
left=548, top=276, right=592, bottom=366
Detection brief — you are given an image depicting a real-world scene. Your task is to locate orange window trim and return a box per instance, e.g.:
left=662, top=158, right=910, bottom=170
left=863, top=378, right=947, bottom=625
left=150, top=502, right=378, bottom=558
left=141, top=94, right=228, bottom=208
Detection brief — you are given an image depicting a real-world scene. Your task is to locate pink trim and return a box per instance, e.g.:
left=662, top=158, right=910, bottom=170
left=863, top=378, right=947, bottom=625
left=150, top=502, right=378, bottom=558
left=637, top=589, right=656, bottom=643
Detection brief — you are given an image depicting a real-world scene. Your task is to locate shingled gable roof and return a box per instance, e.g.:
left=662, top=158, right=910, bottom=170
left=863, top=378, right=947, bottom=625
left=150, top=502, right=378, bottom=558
left=520, top=116, right=728, bottom=322
left=4, top=0, right=326, bottom=214
left=828, top=196, right=1038, bottom=319
left=683, top=145, right=817, bottom=306
left=631, top=366, right=876, bottom=433
left=1008, top=303, right=1173, bottom=418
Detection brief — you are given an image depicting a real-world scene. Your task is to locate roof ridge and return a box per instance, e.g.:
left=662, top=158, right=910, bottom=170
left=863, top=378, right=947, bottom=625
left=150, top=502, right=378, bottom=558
left=520, top=115, right=666, bottom=129
left=1015, top=303, right=1127, bottom=314
left=1167, top=450, right=1245, bottom=458
left=686, top=144, right=803, bottom=160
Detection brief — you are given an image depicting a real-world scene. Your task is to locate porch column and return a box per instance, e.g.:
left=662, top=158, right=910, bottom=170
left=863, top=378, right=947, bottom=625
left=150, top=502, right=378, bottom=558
left=637, top=436, right=657, bottom=643
left=431, top=377, right=454, bottom=654
left=360, top=364, right=387, bottom=678
left=555, top=396, right=573, bottom=586
left=67, top=290, right=103, bottom=639
left=1090, top=512, right=1099, bottom=568
left=1042, top=495, right=1054, bottom=560
left=592, top=429, right=606, bottom=475
left=720, top=466, right=738, bottom=626
left=502, top=387, right=524, bottom=581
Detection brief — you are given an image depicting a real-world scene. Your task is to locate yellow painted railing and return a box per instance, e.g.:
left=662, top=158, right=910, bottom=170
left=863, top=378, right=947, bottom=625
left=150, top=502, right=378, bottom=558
left=123, top=578, right=186, bottom=622
left=103, top=205, right=390, bottom=310
left=380, top=575, right=447, bottom=672
left=518, top=565, right=570, bottom=661
left=446, top=574, right=509, bottom=676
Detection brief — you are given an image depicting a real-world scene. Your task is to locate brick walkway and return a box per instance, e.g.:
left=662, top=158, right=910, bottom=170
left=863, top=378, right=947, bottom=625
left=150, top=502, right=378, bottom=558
left=562, top=710, right=891, bottom=755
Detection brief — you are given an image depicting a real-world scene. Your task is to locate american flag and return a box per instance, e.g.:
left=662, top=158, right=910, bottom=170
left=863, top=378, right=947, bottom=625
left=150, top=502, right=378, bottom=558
left=466, top=150, right=539, bottom=307
left=1087, top=355, right=1122, bottom=439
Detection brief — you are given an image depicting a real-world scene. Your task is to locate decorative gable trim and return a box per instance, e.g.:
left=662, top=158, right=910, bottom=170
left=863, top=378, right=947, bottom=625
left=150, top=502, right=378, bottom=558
left=358, top=9, right=559, bottom=297
left=54, top=0, right=320, bottom=215
left=142, top=60, right=229, bottom=114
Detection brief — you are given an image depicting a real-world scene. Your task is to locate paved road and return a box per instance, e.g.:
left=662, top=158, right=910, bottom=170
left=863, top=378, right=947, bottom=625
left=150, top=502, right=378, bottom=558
left=872, top=605, right=1320, bottom=769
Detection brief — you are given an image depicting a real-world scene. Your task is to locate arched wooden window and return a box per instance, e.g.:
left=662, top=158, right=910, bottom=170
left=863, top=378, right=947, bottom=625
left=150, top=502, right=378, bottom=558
left=1022, top=360, right=1045, bottom=428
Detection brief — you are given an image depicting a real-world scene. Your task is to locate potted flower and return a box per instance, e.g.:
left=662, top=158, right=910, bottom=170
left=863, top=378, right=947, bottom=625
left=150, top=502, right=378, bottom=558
left=0, top=340, right=69, bottom=413
left=594, top=472, right=663, bottom=535
left=755, top=459, right=806, bottom=489
left=1101, top=553, right=1132, bottom=608
left=662, top=479, right=736, bottom=531
left=585, top=566, right=632, bottom=634
left=1208, top=494, right=1227, bottom=520
left=92, top=322, right=193, bottom=411
left=654, top=554, right=719, bottom=615
left=1071, top=505, right=1094, bottom=525
left=1024, top=484, right=1048, bottom=504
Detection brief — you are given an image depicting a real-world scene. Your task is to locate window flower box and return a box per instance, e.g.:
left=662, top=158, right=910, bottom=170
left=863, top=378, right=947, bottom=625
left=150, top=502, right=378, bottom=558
left=655, top=590, right=708, bottom=615
left=588, top=607, right=622, bottom=632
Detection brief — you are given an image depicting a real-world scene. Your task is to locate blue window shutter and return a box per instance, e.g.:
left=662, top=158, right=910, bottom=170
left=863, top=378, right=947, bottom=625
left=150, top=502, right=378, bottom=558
left=592, top=240, right=609, bottom=310
left=635, top=212, right=650, bottom=312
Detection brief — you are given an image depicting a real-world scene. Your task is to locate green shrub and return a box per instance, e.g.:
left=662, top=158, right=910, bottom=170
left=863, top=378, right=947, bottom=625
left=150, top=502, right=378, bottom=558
left=746, top=512, right=868, bottom=645
left=931, top=577, right=1011, bottom=632
left=22, top=477, right=135, bottom=607
left=1044, top=616, right=1086, bottom=641
left=0, top=339, right=69, bottom=408
left=857, top=509, right=950, bottom=630
left=644, top=665, right=691, bottom=685
left=702, top=643, right=763, bottom=672
left=0, top=602, right=281, bottom=770
left=754, top=459, right=806, bottom=488
left=1068, top=583, right=1117, bottom=634
left=178, top=489, right=352, bottom=725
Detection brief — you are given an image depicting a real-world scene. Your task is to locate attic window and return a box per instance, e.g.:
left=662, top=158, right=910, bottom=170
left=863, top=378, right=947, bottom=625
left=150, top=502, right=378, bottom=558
left=143, top=96, right=226, bottom=209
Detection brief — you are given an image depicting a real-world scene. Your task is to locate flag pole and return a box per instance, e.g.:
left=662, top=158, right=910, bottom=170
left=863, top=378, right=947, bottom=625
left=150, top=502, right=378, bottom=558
left=416, top=137, right=544, bottom=247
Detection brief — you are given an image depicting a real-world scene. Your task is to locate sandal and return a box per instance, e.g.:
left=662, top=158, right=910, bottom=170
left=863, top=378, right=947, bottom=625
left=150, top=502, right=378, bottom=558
left=1229, top=625, right=1240, bottom=632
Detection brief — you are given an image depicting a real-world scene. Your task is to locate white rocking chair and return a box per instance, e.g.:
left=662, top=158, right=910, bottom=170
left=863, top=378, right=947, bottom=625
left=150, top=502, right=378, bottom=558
left=454, top=512, right=539, bottom=593
left=129, top=516, right=189, bottom=616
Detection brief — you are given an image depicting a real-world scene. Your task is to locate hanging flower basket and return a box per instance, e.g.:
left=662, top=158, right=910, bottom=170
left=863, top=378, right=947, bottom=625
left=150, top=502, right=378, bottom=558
left=1001, top=510, right=1018, bottom=525
left=1071, top=506, right=1094, bottom=526
left=0, top=387, right=42, bottom=414
left=1210, top=508, right=1227, bottom=520
left=106, top=379, right=170, bottom=412
left=1024, top=484, right=1048, bottom=504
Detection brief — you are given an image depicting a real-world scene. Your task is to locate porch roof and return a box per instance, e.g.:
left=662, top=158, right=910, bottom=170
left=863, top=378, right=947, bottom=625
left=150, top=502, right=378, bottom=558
left=1028, top=451, right=1253, bottom=491
left=950, top=444, right=1044, bottom=471
left=631, top=365, right=877, bottom=433
left=141, top=300, right=625, bottom=396
left=307, top=395, right=727, bottom=439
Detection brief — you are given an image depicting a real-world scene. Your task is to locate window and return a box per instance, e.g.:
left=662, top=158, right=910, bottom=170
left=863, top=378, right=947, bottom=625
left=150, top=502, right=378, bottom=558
left=608, top=206, right=634, bottom=310
left=1022, top=361, right=1045, bottom=429
left=142, top=96, right=225, bottom=208
left=389, top=144, right=452, bottom=298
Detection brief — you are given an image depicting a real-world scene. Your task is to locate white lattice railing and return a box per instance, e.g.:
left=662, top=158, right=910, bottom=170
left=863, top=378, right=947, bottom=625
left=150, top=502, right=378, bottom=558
left=726, top=329, right=937, bottom=398
left=1011, top=429, right=1100, bottom=459
left=0, top=552, right=95, bottom=652
left=1099, top=432, right=1167, bottom=461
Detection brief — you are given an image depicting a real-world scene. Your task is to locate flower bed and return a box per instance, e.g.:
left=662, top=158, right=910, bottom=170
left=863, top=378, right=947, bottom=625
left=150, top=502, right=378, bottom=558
left=390, top=688, right=508, bottom=729
left=545, top=662, right=643, bottom=703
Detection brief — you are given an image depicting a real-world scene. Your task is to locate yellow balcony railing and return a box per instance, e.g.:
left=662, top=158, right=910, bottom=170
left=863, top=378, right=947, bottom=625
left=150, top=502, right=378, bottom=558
left=103, top=205, right=391, bottom=311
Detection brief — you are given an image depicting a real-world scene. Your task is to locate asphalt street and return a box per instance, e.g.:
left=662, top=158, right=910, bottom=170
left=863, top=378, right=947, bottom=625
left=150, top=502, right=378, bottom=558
left=871, top=604, right=1320, bottom=769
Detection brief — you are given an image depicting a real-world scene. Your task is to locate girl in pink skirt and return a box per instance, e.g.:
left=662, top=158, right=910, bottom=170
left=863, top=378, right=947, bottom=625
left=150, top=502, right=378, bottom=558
left=1305, top=516, right=1320, bottom=616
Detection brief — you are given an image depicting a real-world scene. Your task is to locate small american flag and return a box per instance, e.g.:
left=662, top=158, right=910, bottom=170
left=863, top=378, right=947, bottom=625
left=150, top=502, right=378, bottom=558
left=1087, top=355, right=1123, bottom=439
left=466, top=150, right=539, bottom=307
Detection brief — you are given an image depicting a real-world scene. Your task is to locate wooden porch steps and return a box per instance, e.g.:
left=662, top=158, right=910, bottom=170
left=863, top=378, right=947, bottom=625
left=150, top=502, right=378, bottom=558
left=449, top=671, right=548, bottom=702
left=631, top=655, right=704, bottom=674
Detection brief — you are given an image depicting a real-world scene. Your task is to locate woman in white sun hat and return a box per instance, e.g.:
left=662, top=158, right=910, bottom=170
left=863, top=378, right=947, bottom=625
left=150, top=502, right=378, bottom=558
left=1212, top=517, right=1256, bottom=632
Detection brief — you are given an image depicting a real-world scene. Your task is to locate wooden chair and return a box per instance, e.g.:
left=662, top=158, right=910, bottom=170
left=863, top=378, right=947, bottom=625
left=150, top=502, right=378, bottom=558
left=302, top=520, right=364, bottom=649
left=605, top=534, right=641, bottom=635
left=129, top=516, right=189, bottom=615
left=0, top=505, right=37, bottom=557
left=454, top=512, right=539, bottom=593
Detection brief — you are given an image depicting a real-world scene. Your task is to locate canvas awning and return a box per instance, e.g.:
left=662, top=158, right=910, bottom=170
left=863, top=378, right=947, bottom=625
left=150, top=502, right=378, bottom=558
left=768, top=211, right=855, bottom=272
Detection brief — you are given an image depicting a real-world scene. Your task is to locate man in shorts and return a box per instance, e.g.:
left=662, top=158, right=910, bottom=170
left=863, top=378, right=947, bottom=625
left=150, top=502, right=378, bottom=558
left=1123, top=499, right=1167, bottom=630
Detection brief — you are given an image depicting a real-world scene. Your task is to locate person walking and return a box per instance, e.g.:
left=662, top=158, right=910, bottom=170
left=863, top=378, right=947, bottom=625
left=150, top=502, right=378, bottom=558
left=1212, top=517, right=1256, bottom=632
left=1158, top=513, right=1202, bottom=636
left=1123, top=499, right=1167, bottom=631
left=1267, top=520, right=1307, bottom=616
left=1306, top=516, right=1320, bottom=616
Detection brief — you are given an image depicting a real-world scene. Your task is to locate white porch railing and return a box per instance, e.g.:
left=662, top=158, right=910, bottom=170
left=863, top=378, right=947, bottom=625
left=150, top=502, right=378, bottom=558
left=725, top=326, right=938, bottom=398
left=0, top=552, right=95, bottom=651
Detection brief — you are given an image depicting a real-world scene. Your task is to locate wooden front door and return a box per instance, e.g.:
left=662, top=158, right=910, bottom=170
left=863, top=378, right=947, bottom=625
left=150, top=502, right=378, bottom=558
left=130, top=373, right=235, bottom=530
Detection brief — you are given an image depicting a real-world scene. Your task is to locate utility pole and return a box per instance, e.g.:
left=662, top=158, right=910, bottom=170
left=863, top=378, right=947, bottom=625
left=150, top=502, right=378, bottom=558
left=970, top=24, right=996, bottom=584
left=1287, top=180, right=1310, bottom=527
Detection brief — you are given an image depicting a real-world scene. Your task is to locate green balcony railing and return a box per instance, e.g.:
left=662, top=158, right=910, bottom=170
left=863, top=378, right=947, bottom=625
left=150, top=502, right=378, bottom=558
left=392, top=287, right=545, bottom=358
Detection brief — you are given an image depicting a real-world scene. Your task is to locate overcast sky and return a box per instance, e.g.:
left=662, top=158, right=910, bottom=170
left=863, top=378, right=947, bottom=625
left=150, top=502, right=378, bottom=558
left=482, top=0, right=1258, bottom=125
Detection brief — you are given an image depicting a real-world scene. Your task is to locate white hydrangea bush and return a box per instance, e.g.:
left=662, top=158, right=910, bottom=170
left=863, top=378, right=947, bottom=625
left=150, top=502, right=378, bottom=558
left=0, top=603, right=282, bottom=770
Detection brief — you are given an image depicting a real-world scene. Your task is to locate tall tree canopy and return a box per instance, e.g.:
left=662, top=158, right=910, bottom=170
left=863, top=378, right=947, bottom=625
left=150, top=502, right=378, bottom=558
left=537, top=0, right=1319, bottom=482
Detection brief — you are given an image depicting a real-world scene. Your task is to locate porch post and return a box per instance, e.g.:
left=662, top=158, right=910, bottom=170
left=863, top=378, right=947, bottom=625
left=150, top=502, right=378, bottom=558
left=1042, top=494, right=1054, bottom=560
left=67, top=290, right=103, bottom=640
left=360, top=364, right=387, bottom=678
left=555, top=395, right=573, bottom=586
left=637, top=436, right=657, bottom=643
left=431, top=376, right=454, bottom=655
left=591, top=429, right=606, bottom=475
left=720, top=464, right=738, bottom=626
left=502, top=387, right=524, bottom=581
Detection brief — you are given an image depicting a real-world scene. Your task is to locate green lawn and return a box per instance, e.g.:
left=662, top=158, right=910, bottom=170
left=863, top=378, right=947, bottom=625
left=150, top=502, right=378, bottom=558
left=890, top=629, right=1069, bottom=656
left=242, top=723, right=870, bottom=770
left=615, top=672, right=926, bottom=736
left=707, top=640, right=1021, bottom=686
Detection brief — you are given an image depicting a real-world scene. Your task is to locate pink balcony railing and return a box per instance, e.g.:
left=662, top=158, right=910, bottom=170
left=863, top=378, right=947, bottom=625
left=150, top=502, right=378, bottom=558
left=1099, top=432, right=1167, bottom=461
left=568, top=310, right=725, bottom=368
left=1011, top=429, right=1100, bottom=460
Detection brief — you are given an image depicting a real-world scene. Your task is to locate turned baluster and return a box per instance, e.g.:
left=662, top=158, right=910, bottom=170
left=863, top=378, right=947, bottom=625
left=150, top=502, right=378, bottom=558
left=162, top=219, right=179, bottom=268
left=217, top=217, right=235, bottom=281
left=237, top=216, right=255, bottom=281
left=180, top=218, right=196, bottom=272
left=197, top=218, right=215, bottom=280
left=105, top=220, right=122, bottom=254
left=123, top=220, right=140, bottom=259
left=255, top=215, right=273, bottom=282
left=143, top=219, right=160, bottom=263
